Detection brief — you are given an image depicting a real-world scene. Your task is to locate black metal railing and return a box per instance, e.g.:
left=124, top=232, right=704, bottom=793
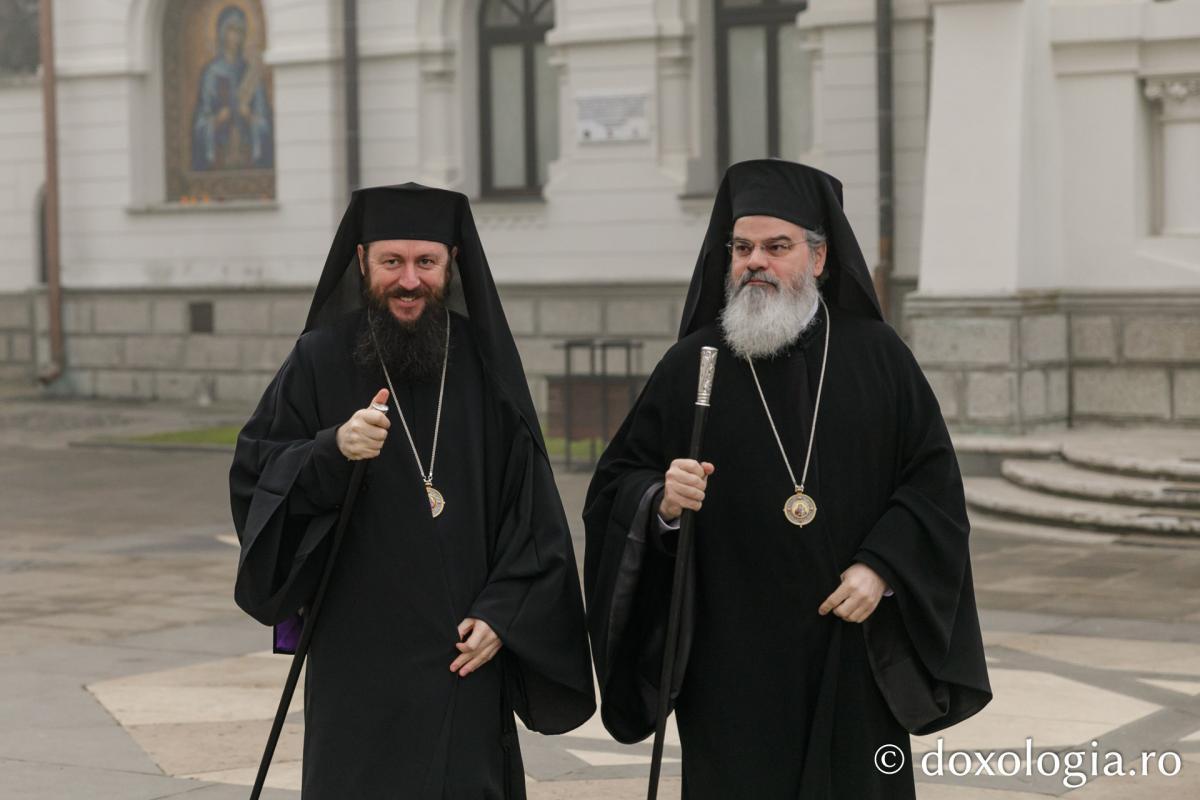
left=551, top=338, right=645, bottom=470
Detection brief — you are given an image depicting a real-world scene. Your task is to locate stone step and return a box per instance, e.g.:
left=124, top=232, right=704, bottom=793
left=964, top=477, right=1200, bottom=536
left=951, top=434, right=1061, bottom=477
left=1001, top=458, right=1200, bottom=509
left=966, top=509, right=1120, bottom=545
left=952, top=434, right=1062, bottom=458
left=1060, top=436, right=1200, bottom=482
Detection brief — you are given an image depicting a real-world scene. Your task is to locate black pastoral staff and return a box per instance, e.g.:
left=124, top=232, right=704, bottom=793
left=230, top=184, right=595, bottom=798
left=584, top=160, right=992, bottom=799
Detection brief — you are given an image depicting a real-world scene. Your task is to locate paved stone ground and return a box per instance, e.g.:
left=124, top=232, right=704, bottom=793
left=1, top=396, right=1199, bottom=798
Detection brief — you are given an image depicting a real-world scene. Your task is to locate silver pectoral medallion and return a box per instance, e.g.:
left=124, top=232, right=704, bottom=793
left=784, top=490, right=817, bottom=527
left=426, top=484, right=446, bottom=518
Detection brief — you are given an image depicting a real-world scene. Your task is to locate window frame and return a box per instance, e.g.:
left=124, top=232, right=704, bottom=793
left=714, top=0, right=808, bottom=171
left=478, top=0, right=556, bottom=198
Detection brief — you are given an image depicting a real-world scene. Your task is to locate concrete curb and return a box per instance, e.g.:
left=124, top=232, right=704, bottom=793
left=69, top=438, right=235, bottom=454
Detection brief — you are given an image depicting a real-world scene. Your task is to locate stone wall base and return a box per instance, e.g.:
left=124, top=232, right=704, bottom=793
left=9, top=286, right=1195, bottom=433
left=1, top=285, right=687, bottom=416
left=907, top=291, right=1200, bottom=432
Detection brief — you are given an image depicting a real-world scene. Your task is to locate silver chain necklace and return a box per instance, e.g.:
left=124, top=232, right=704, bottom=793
left=745, top=295, right=830, bottom=527
left=371, top=309, right=451, bottom=518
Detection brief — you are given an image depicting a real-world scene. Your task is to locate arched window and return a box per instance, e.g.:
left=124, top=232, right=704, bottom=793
left=479, top=0, right=558, bottom=196
left=162, top=0, right=276, bottom=203
left=715, top=0, right=811, bottom=169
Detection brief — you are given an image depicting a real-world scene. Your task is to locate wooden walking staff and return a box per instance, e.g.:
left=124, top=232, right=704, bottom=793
left=249, top=455, right=369, bottom=799
left=647, top=346, right=719, bottom=800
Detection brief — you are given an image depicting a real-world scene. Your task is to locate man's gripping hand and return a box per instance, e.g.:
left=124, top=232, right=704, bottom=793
left=336, top=388, right=391, bottom=460
left=659, top=458, right=716, bottom=522
left=451, top=618, right=502, bottom=677
left=818, top=563, right=890, bottom=623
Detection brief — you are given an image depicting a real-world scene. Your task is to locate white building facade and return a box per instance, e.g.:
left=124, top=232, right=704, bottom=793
left=0, top=0, right=1197, bottom=431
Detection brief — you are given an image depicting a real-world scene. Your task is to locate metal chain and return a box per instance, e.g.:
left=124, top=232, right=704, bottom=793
left=745, top=295, right=830, bottom=494
left=372, top=309, right=450, bottom=485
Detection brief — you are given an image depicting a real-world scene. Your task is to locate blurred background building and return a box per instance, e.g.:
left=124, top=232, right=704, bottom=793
left=0, top=0, right=1197, bottom=436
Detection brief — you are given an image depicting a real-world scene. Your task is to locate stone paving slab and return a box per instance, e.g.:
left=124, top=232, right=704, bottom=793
left=4, top=399, right=1200, bottom=798
left=0, top=760, right=199, bottom=800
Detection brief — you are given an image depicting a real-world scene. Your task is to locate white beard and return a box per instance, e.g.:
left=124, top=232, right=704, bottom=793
left=719, top=267, right=821, bottom=360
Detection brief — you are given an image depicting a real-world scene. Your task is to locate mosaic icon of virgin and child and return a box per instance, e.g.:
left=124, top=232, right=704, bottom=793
left=190, top=6, right=274, bottom=171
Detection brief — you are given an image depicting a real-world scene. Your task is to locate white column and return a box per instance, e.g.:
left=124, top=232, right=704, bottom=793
left=918, top=0, right=1065, bottom=296
left=656, top=36, right=692, bottom=183
left=919, top=0, right=1026, bottom=295
left=797, top=0, right=934, bottom=289
left=1146, top=77, right=1200, bottom=236
left=418, top=51, right=460, bottom=187
left=1050, top=0, right=1200, bottom=289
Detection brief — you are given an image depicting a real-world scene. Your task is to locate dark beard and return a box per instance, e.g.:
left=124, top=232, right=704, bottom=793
left=353, top=284, right=450, bottom=384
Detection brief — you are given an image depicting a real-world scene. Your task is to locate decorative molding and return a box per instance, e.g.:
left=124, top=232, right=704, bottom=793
left=1050, top=3, right=1141, bottom=47
left=359, top=36, right=454, bottom=61
left=473, top=215, right=548, bottom=231
left=655, top=36, right=691, bottom=66
left=905, top=292, right=1062, bottom=317
left=125, top=200, right=280, bottom=215
left=0, top=74, right=40, bottom=88
left=1144, top=76, right=1200, bottom=104
left=55, top=59, right=140, bottom=80
left=1052, top=41, right=1140, bottom=77
left=798, top=0, right=931, bottom=31
left=263, top=43, right=340, bottom=67
left=418, top=49, right=457, bottom=79
left=265, top=37, right=457, bottom=67
left=906, top=289, right=1200, bottom=316
left=546, top=22, right=691, bottom=49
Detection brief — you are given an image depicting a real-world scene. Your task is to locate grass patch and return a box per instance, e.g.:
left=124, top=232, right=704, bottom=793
left=544, top=436, right=606, bottom=461
left=129, top=425, right=242, bottom=446
left=122, top=428, right=609, bottom=457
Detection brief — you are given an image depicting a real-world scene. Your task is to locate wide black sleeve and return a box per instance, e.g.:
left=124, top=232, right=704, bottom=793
left=229, top=339, right=354, bottom=626
left=467, top=412, right=597, bottom=735
left=583, top=361, right=694, bottom=744
left=854, top=341, right=992, bottom=735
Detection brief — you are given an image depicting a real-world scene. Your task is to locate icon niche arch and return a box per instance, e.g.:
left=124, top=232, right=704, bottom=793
left=162, top=0, right=276, bottom=202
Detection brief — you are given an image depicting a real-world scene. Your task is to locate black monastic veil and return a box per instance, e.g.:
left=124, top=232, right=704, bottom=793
left=584, top=160, right=992, bottom=799
left=230, top=184, right=595, bottom=799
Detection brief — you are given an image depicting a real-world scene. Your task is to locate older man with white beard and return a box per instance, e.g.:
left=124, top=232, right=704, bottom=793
left=584, top=160, right=991, bottom=799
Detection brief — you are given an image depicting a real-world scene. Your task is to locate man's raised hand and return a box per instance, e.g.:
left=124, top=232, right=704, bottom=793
left=659, top=458, right=716, bottom=522
left=336, top=388, right=391, bottom=460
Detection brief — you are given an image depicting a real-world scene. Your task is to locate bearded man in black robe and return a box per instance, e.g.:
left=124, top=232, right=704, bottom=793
left=584, top=160, right=992, bottom=798
left=231, top=184, right=595, bottom=798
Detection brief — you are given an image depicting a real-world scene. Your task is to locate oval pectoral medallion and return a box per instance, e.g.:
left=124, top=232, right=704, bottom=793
left=426, top=485, right=446, bottom=518
left=783, top=491, right=817, bottom=527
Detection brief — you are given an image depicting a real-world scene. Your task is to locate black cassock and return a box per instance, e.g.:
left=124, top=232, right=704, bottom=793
left=231, top=309, right=594, bottom=798
left=584, top=303, right=992, bottom=798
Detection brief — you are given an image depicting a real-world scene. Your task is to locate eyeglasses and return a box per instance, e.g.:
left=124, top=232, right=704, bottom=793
left=725, top=239, right=802, bottom=260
